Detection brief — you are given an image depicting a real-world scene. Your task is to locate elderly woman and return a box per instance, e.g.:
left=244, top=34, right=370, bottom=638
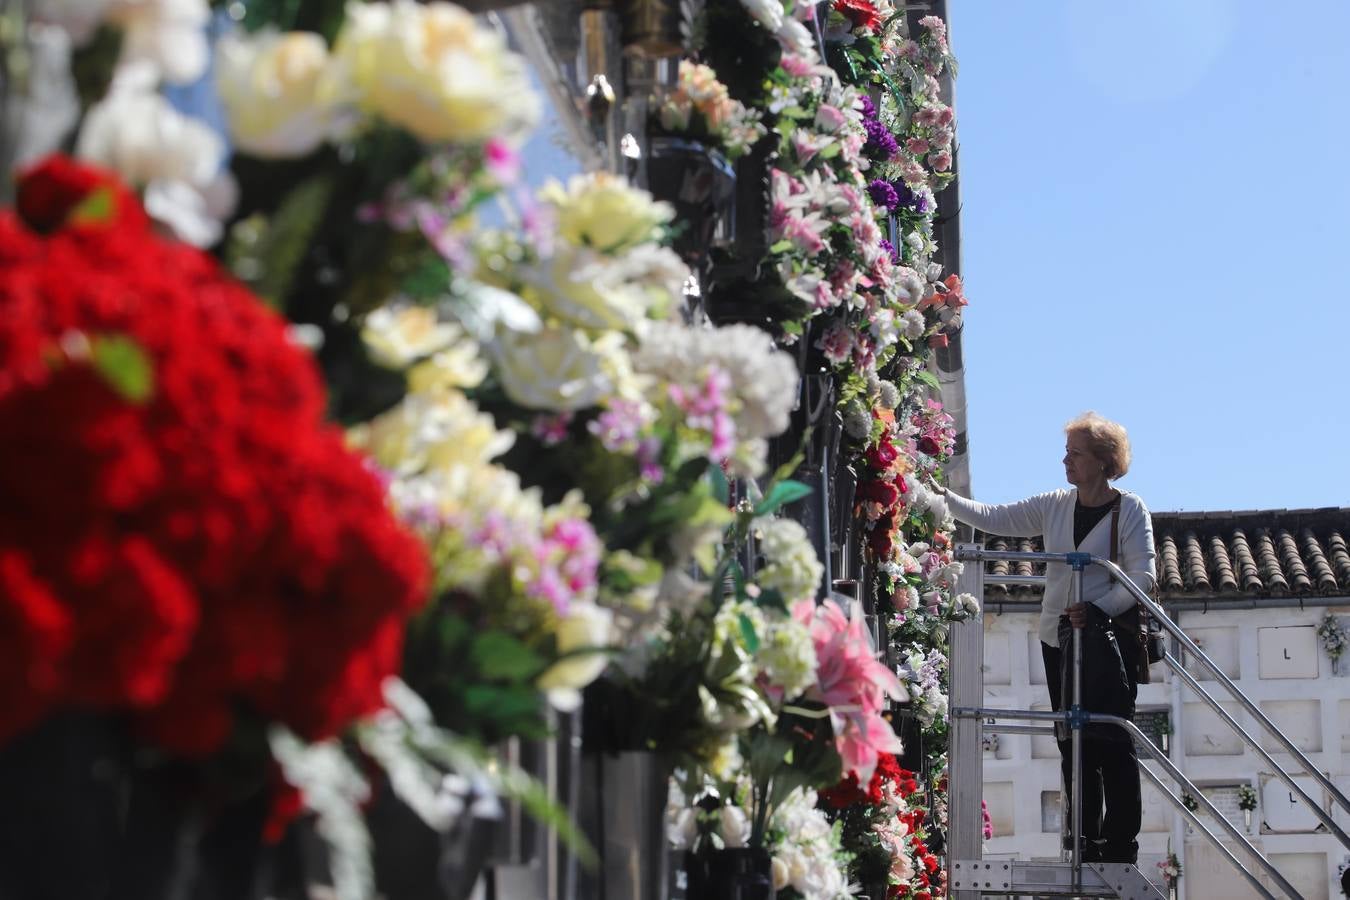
left=934, top=412, right=1156, bottom=864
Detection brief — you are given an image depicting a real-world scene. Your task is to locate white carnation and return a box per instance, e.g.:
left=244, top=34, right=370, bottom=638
left=633, top=322, right=798, bottom=440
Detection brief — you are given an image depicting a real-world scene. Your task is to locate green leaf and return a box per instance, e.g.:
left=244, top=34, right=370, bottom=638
left=470, top=633, right=547, bottom=682
left=242, top=169, right=337, bottom=309
left=67, top=186, right=116, bottom=228
left=755, top=479, right=813, bottom=516
left=738, top=612, right=760, bottom=654
left=768, top=239, right=794, bottom=254
left=708, top=465, right=730, bottom=505
left=916, top=369, right=941, bottom=390
left=755, top=588, right=787, bottom=613
left=90, top=335, right=154, bottom=404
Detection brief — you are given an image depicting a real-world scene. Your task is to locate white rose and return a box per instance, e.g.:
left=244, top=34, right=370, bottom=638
left=738, top=0, right=784, bottom=31
left=666, top=807, right=699, bottom=850
left=76, top=85, right=233, bottom=245
left=538, top=602, right=614, bottom=711
left=217, top=29, right=340, bottom=158
left=324, top=0, right=539, bottom=144
left=77, top=87, right=219, bottom=187
left=525, top=243, right=686, bottom=332
left=108, top=0, right=211, bottom=85
left=489, top=325, right=619, bottom=411
left=770, top=856, right=790, bottom=891
left=717, top=805, right=750, bottom=849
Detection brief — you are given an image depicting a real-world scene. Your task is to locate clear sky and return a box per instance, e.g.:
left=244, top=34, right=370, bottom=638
left=948, top=0, right=1350, bottom=512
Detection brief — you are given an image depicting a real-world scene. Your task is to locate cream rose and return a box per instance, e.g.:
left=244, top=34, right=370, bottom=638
left=217, top=29, right=338, bottom=158
left=362, top=306, right=461, bottom=368
left=324, top=0, right=540, bottom=144
left=537, top=602, right=614, bottom=711
left=541, top=172, right=675, bottom=254
left=489, top=326, right=618, bottom=411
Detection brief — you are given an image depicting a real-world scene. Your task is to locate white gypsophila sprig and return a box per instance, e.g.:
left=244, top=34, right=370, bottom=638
left=268, top=729, right=374, bottom=900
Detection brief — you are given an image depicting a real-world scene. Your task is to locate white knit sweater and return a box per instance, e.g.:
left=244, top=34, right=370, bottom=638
left=944, top=489, right=1157, bottom=648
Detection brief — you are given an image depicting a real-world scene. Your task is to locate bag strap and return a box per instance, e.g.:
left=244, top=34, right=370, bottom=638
left=1109, top=494, right=1121, bottom=564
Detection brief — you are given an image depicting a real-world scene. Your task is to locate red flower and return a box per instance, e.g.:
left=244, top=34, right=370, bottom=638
left=857, top=478, right=900, bottom=509
left=14, top=155, right=146, bottom=235
left=834, top=0, right=882, bottom=31
left=866, top=435, right=899, bottom=471
left=0, top=157, right=430, bottom=753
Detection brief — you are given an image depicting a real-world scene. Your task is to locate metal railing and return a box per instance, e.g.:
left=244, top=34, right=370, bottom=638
left=949, top=544, right=1350, bottom=900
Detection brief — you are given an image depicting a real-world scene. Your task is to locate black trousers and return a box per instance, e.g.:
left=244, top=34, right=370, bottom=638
left=1041, top=641, right=1142, bottom=861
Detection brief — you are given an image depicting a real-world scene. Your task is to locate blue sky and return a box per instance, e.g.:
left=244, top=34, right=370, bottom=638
left=948, top=0, right=1350, bottom=512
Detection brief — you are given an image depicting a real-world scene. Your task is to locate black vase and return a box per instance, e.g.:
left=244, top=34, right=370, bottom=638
left=684, top=847, right=773, bottom=900
left=646, top=137, right=736, bottom=272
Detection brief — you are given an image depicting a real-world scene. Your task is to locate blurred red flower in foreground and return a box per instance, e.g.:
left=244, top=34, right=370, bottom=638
left=0, top=156, right=428, bottom=755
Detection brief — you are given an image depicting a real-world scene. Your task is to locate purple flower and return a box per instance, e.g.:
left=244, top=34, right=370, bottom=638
left=862, top=118, right=898, bottom=161
left=879, top=238, right=900, bottom=264
left=868, top=179, right=899, bottom=211
left=859, top=95, right=877, bottom=120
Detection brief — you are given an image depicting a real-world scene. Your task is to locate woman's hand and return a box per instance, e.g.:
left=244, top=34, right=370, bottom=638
left=1065, top=603, right=1090, bottom=628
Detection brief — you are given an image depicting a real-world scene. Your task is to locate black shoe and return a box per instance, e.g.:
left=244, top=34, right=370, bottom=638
left=1062, top=838, right=1103, bottom=862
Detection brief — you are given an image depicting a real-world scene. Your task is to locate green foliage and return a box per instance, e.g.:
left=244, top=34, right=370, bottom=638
left=227, top=170, right=337, bottom=309
left=754, top=479, right=812, bottom=516
left=90, top=335, right=154, bottom=404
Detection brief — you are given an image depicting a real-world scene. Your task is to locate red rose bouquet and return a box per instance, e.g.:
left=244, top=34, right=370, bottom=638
left=0, top=157, right=429, bottom=756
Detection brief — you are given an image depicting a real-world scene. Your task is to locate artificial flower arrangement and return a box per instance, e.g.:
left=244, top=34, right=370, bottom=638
left=2, top=1, right=969, bottom=898
left=817, top=752, right=945, bottom=899
left=654, top=59, right=769, bottom=162
left=1158, top=846, right=1182, bottom=889
left=1317, top=611, right=1347, bottom=671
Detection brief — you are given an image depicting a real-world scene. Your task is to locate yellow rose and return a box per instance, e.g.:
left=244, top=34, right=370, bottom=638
left=324, top=0, right=539, bottom=144
left=489, top=325, right=618, bottom=411
left=216, top=29, right=337, bottom=158
left=537, top=602, right=614, bottom=711
left=540, top=172, right=674, bottom=254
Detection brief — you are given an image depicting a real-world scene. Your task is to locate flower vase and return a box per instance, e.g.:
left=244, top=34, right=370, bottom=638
left=646, top=137, right=736, bottom=277
left=1243, top=808, right=1252, bottom=830
left=1160, top=732, right=1169, bottom=754
left=577, top=750, right=671, bottom=900
left=684, top=847, right=773, bottom=900
left=0, top=713, right=287, bottom=900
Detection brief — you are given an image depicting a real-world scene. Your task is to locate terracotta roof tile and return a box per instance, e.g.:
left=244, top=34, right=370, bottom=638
left=1253, top=529, right=1289, bottom=595
left=1329, top=531, right=1350, bottom=585
left=1301, top=528, right=1338, bottom=592
left=1230, top=529, right=1263, bottom=593
left=973, top=506, right=1350, bottom=602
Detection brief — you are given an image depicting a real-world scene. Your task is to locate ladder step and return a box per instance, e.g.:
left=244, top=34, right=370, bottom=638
left=950, top=860, right=1167, bottom=899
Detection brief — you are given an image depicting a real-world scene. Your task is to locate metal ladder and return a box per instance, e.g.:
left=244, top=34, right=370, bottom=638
left=945, top=545, right=1350, bottom=900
